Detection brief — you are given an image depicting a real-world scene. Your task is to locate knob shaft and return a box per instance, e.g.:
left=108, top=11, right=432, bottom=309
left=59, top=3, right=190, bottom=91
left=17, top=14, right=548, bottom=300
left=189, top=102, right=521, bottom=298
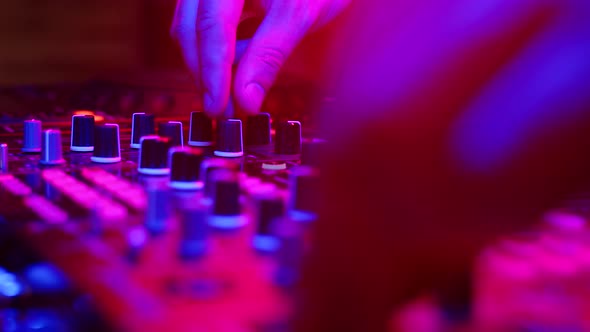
left=168, top=147, right=205, bottom=190
left=214, top=119, right=243, bottom=157
left=92, top=124, right=121, bottom=163
left=22, top=119, right=42, bottom=153
left=246, top=113, right=271, bottom=146
left=138, top=136, right=171, bottom=175
left=40, top=129, right=66, bottom=165
left=131, top=113, right=156, bottom=149
left=70, top=115, right=95, bottom=152
left=275, top=121, right=302, bottom=155
left=158, top=121, right=183, bottom=147
left=188, top=111, right=214, bottom=146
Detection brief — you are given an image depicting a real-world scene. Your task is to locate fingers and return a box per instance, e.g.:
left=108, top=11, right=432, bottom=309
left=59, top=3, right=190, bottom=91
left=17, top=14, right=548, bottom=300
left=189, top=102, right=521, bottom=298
left=234, top=4, right=313, bottom=114
left=170, top=0, right=201, bottom=85
left=197, top=0, right=244, bottom=116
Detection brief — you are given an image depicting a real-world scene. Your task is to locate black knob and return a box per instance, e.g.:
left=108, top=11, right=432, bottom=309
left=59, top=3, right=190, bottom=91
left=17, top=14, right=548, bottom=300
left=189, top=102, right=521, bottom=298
left=168, top=147, right=205, bottom=190
left=188, top=111, right=214, bottom=147
left=252, top=191, right=285, bottom=252
left=275, top=121, right=301, bottom=155
left=158, top=121, right=184, bottom=147
left=288, top=166, right=320, bottom=221
left=178, top=204, right=209, bottom=260
left=214, top=119, right=243, bottom=157
left=200, top=158, right=240, bottom=198
left=138, top=136, right=171, bottom=175
left=92, top=124, right=121, bottom=163
left=246, top=112, right=271, bottom=146
left=131, top=113, right=156, bottom=149
left=70, top=114, right=95, bottom=152
left=208, top=170, right=246, bottom=229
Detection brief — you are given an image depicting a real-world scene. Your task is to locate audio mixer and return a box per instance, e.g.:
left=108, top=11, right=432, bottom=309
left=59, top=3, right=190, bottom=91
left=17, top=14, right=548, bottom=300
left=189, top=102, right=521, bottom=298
left=0, top=78, right=323, bottom=331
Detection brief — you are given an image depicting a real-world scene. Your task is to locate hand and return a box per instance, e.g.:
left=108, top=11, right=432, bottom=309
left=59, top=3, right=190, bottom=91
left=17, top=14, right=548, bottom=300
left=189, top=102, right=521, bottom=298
left=170, top=0, right=349, bottom=116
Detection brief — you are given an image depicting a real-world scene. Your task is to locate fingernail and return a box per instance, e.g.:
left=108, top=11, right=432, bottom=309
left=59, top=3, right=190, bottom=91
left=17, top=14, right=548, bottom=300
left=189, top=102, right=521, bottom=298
left=244, top=83, right=265, bottom=113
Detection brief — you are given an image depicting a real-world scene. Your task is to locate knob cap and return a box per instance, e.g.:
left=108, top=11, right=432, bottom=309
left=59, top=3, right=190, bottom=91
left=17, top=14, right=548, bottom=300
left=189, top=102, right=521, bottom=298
left=200, top=158, right=240, bottom=198
left=168, top=147, right=205, bottom=190
left=40, top=129, right=66, bottom=165
left=138, top=136, right=171, bottom=175
left=92, top=124, right=121, bottom=163
left=188, top=111, right=214, bottom=146
left=145, top=185, right=172, bottom=235
left=246, top=113, right=271, bottom=146
left=22, top=119, right=42, bottom=153
left=131, top=113, right=156, bottom=149
left=288, top=166, right=320, bottom=221
left=0, top=143, right=9, bottom=173
left=275, top=121, right=301, bottom=155
left=158, top=121, right=183, bottom=147
left=214, top=119, right=243, bottom=158
left=253, top=191, right=285, bottom=252
left=179, top=204, right=209, bottom=260
left=208, top=170, right=246, bottom=229
left=70, top=115, right=95, bottom=152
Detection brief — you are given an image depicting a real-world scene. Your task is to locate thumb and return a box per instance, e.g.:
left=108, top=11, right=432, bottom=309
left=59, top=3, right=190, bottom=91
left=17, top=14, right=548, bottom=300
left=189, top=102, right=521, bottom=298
left=234, top=6, right=312, bottom=114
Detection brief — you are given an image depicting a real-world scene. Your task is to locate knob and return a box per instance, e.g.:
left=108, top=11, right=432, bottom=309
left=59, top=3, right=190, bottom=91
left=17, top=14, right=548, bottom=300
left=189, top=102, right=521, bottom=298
left=275, top=121, right=301, bottom=155
left=188, top=111, right=214, bottom=147
left=40, top=129, right=66, bottom=165
left=144, top=185, right=172, bottom=235
left=70, top=114, right=95, bottom=152
left=138, top=136, right=171, bottom=175
left=158, top=121, right=184, bottom=147
left=208, top=170, right=247, bottom=229
left=178, top=203, right=209, bottom=260
left=0, top=143, right=8, bottom=173
left=252, top=191, right=285, bottom=252
left=92, top=124, right=121, bottom=163
left=200, top=158, right=240, bottom=198
left=130, top=113, right=156, bottom=149
left=168, top=147, right=205, bottom=190
left=214, top=119, right=243, bottom=158
left=22, top=119, right=42, bottom=153
left=288, top=166, right=320, bottom=221
left=246, top=113, right=271, bottom=146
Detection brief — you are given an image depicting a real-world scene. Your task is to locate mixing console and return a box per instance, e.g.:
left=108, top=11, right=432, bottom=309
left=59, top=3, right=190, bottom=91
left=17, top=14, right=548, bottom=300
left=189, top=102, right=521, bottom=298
left=0, top=78, right=322, bottom=331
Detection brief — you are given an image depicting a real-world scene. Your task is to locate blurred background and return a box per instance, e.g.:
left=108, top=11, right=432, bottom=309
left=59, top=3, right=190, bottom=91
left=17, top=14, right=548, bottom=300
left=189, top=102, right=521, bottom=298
left=0, top=0, right=182, bottom=84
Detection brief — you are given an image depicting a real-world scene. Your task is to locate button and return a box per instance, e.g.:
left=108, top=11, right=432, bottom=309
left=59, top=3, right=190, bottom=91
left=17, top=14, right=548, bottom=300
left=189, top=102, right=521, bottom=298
left=158, top=121, right=184, bottom=147
left=40, top=129, right=66, bottom=165
left=275, top=121, right=301, bottom=155
left=168, top=147, right=205, bottom=190
left=188, top=111, right=214, bottom=146
left=138, top=136, right=171, bottom=175
left=130, top=113, right=156, bottom=149
left=22, top=119, right=42, bottom=153
left=214, top=119, right=243, bottom=158
left=92, top=124, right=121, bottom=163
left=70, top=114, right=95, bottom=152
left=246, top=112, right=271, bottom=146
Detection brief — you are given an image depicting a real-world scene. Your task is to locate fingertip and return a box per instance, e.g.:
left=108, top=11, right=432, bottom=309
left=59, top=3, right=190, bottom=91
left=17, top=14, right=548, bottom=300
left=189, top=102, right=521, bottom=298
left=203, top=92, right=226, bottom=117
left=236, top=82, right=266, bottom=115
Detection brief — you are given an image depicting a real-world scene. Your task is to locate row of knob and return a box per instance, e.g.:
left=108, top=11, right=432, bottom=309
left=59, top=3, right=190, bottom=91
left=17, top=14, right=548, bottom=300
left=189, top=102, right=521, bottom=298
left=21, top=112, right=303, bottom=164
